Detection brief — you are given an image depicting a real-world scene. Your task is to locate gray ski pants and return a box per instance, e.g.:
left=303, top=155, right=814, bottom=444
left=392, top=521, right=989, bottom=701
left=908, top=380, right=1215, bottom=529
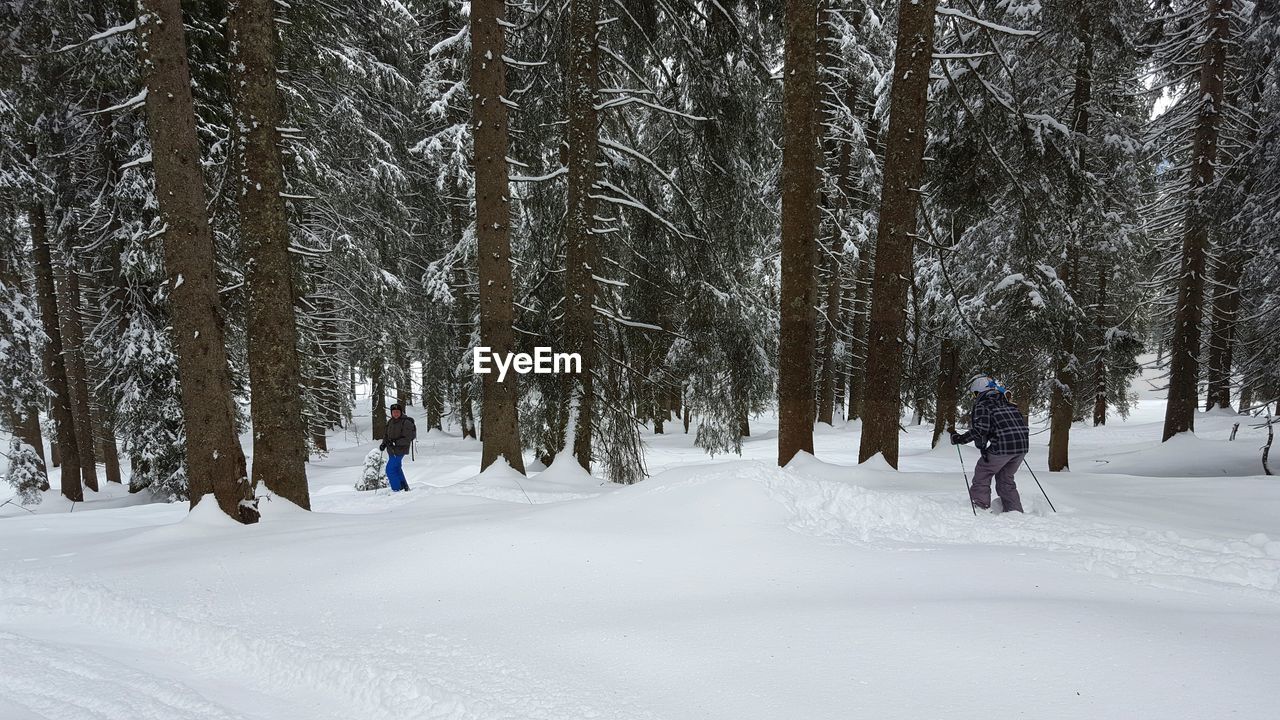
left=970, top=452, right=1025, bottom=512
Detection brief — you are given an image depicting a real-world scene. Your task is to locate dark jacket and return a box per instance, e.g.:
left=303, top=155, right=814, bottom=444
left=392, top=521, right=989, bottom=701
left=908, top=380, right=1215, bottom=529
left=384, top=415, right=417, bottom=456
left=955, top=390, right=1029, bottom=456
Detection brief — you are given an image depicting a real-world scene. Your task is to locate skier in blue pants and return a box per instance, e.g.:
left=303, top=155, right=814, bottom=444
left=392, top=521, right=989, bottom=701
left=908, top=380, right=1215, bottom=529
left=379, top=403, right=416, bottom=491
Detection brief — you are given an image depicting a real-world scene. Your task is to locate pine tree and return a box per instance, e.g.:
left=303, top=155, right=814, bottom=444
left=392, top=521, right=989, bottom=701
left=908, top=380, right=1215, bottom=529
left=137, top=0, right=255, bottom=522
left=471, top=0, right=526, bottom=473
left=777, top=0, right=821, bottom=466
left=858, top=0, right=938, bottom=467
left=229, top=0, right=311, bottom=509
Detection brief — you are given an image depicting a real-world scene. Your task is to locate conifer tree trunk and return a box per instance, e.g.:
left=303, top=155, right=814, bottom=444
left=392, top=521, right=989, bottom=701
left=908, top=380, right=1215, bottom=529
left=1092, top=267, right=1109, bottom=426
left=452, top=267, right=477, bottom=440
left=846, top=250, right=870, bottom=421
left=99, top=430, right=123, bottom=484
left=371, top=360, right=386, bottom=441
left=424, top=351, right=443, bottom=431
left=816, top=236, right=844, bottom=426
left=561, top=0, right=601, bottom=471
left=777, top=0, right=820, bottom=465
left=1049, top=6, right=1093, bottom=471
left=138, top=0, right=255, bottom=522
left=1163, top=0, right=1231, bottom=441
left=446, top=178, right=476, bottom=440
left=471, top=0, right=524, bottom=471
left=56, top=251, right=99, bottom=491
left=230, top=0, right=311, bottom=508
left=30, top=199, right=82, bottom=502
left=931, top=338, right=958, bottom=448
left=857, top=0, right=937, bottom=467
left=1205, top=244, right=1243, bottom=411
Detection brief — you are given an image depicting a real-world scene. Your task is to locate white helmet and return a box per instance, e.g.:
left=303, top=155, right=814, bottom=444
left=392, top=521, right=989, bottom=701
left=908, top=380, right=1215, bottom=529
left=969, top=375, right=998, bottom=393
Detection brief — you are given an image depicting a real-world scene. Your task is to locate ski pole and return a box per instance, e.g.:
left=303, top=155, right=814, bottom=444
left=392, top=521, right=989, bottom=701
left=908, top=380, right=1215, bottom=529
left=956, top=443, right=976, bottom=516
left=1021, top=458, right=1057, bottom=513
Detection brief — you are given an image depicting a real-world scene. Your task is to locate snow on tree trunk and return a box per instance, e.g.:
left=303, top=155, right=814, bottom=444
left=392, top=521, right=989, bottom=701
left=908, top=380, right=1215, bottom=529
left=857, top=0, right=938, bottom=467
left=137, top=0, right=255, bottom=523
left=777, top=0, right=820, bottom=466
left=471, top=0, right=525, bottom=473
left=229, top=0, right=312, bottom=509
left=560, top=0, right=601, bottom=472
left=1163, top=0, right=1231, bottom=442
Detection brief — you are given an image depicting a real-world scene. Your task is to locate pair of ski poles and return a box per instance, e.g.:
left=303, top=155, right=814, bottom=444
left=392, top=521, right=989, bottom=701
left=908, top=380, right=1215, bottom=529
left=955, top=444, right=1056, bottom=514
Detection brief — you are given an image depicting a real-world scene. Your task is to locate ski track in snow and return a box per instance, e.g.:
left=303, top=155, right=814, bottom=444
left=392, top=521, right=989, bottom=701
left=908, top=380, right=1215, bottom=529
left=0, top=631, right=249, bottom=720
left=754, top=463, right=1280, bottom=598
left=0, top=576, right=657, bottom=720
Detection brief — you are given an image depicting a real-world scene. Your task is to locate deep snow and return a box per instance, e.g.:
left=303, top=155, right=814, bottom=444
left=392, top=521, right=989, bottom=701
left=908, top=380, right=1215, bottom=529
left=2, top=371, right=1278, bottom=719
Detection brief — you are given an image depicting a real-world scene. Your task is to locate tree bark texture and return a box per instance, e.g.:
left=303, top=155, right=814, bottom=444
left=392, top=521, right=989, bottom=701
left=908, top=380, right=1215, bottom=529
left=230, top=0, right=311, bottom=508
left=777, top=0, right=820, bottom=466
left=931, top=338, right=958, bottom=448
left=1049, top=6, right=1093, bottom=472
left=1092, top=267, right=1108, bottom=426
left=858, top=0, right=937, bottom=467
left=560, top=0, right=602, bottom=471
left=55, top=250, right=100, bottom=491
left=1163, top=0, right=1230, bottom=441
left=471, top=0, right=525, bottom=472
left=30, top=200, right=82, bottom=502
left=139, top=0, right=255, bottom=522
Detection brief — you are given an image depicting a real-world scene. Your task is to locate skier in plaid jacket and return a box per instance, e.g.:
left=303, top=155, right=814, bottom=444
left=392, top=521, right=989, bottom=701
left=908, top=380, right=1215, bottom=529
left=951, top=376, right=1028, bottom=512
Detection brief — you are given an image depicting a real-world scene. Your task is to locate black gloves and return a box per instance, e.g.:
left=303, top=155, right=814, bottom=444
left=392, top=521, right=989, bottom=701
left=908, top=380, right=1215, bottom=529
left=949, top=432, right=961, bottom=445
left=378, top=439, right=388, bottom=452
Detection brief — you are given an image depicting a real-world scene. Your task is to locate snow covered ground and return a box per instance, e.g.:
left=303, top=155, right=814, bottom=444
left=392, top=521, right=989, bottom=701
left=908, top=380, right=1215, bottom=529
left=2, top=370, right=1279, bottom=719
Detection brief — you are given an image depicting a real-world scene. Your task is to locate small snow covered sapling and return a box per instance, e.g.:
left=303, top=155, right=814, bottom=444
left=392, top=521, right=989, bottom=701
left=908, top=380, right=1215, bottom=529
left=5, top=438, right=46, bottom=506
left=355, top=449, right=388, bottom=491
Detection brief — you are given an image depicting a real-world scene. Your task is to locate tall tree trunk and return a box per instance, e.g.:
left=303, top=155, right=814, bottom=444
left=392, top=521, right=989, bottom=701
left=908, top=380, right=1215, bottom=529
left=230, top=0, right=311, bottom=509
left=1163, top=0, right=1231, bottom=441
left=816, top=236, right=844, bottom=426
left=857, top=0, right=938, bottom=467
left=1091, top=267, right=1108, bottom=426
left=846, top=249, right=870, bottom=421
left=99, top=430, right=123, bottom=484
left=56, top=253, right=100, bottom=491
left=371, top=360, right=387, bottom=441
left=1205, top=247, right=1243, bottom=411
left=777, top=0, right=820, bottom=465
left=471, top=0, right=525, bottom=472
left=1049, top=6, right=1093, bottom=472
left=561, top=0, right=601, bottom=471
left=424, top=351, right=443, bottom=431
left=139, top=0, right=255, bottom=522
left=30, top=199, right=82, bottom=502
left=452, top=268, right=477, bottom=440
left=931, top=338, right=958, bottom=448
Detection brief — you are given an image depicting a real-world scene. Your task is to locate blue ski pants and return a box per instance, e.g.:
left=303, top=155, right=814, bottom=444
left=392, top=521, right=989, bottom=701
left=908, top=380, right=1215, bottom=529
left=386, top=453, right=408, bottom=491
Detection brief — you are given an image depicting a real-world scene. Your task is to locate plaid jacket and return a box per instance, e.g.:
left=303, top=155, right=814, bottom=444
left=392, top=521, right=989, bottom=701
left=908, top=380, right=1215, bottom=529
left=955, top=390, right=1029, bottom=456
